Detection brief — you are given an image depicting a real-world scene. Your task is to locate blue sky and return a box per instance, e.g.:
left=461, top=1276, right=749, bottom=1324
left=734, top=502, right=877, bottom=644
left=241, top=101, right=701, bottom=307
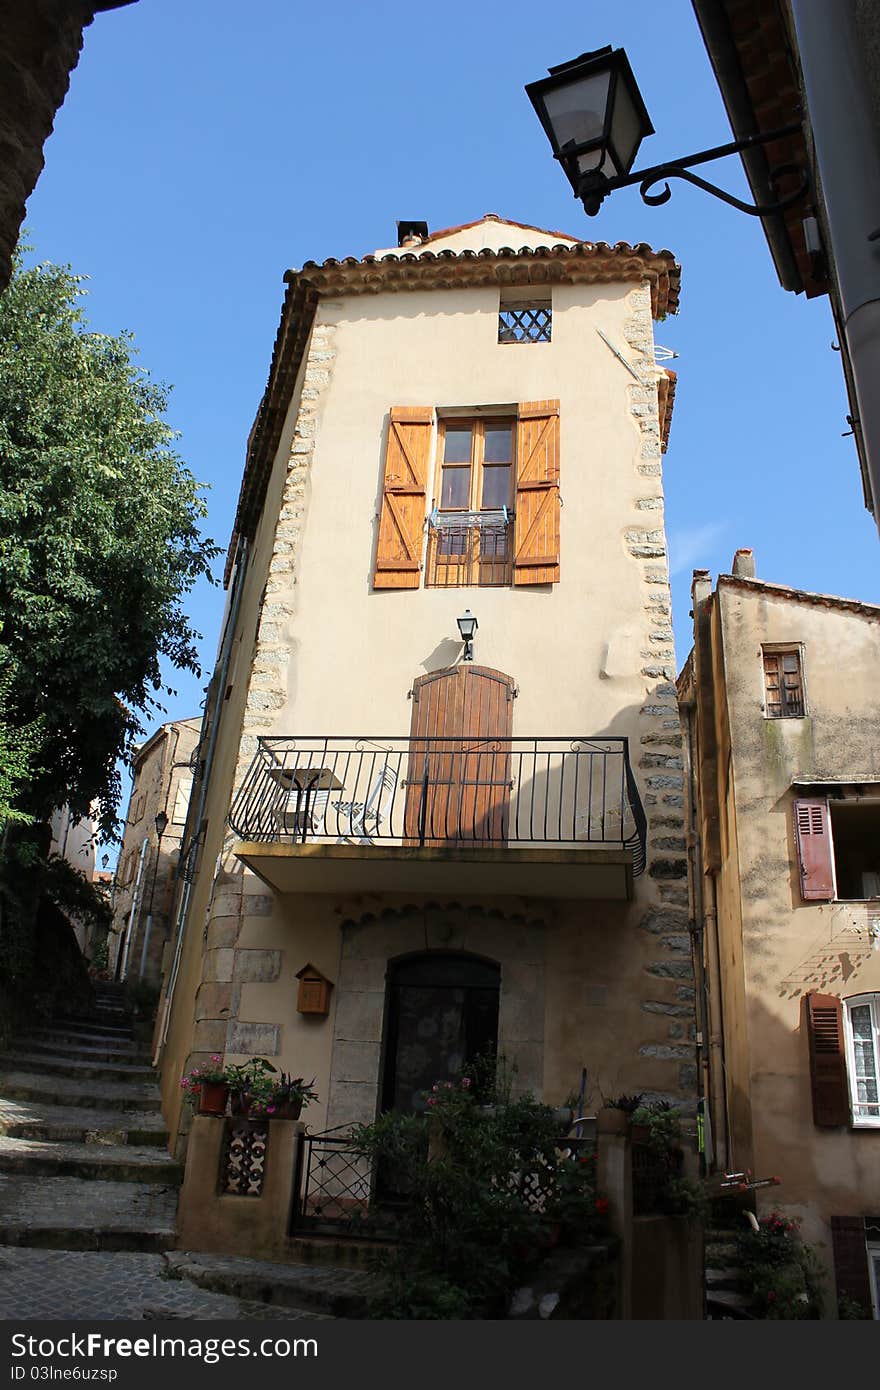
left=23, top=0, right=879, bottom=835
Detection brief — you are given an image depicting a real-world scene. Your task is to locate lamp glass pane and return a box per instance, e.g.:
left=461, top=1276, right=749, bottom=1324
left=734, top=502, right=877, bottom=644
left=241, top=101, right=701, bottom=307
left=608, top=76, right=647, bottom=174
left=542, top=69, right=610, bottom=162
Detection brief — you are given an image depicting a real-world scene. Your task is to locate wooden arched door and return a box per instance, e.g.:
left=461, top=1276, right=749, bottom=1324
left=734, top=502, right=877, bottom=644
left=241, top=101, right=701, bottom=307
left=404, top=665, right=515, bottom=844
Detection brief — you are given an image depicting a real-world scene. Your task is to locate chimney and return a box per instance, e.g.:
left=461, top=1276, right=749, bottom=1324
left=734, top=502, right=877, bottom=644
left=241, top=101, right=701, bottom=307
left=396, top=220, right=429, bottom=248
left=732, top=548, right=756, bottom=579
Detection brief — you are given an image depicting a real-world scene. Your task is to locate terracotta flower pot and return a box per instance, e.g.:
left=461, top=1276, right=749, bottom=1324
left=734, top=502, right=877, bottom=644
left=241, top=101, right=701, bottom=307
left=272, top=1098, right=303, bottom=1120
left=197, top=1081, right=229, bottom=1116
left=597, top=1107, right=629, bottom=1136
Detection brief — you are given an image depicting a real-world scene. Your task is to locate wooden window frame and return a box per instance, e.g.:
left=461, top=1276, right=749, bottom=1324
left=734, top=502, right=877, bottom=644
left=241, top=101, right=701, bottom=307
left=433, top=416, right=516, bottom=515
left=843, top=993, right=880, bottom=1128
left=427, top=415, right=516, bottom=588
left=761, top=643, right=806, bottom=719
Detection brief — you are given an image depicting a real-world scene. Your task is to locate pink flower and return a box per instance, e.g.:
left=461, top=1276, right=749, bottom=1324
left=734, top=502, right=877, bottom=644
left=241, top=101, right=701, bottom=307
left=267, top=1104, right=276, bottom=1114
left=432, top=1084, right=439, bottom=1093
left=461, top=1078, right=471, bottom=1089
left=426, top=1098, right=437, bottom=1107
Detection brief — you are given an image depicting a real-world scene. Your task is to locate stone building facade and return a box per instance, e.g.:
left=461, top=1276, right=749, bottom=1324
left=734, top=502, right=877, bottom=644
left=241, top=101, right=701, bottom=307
left=111, top=716, right=199, bottom=987
left=154, top=215, right=696, bottom=1184
left=679, top=551, right=880, bottom=1316
left=0, top=2, right=137, bottom=291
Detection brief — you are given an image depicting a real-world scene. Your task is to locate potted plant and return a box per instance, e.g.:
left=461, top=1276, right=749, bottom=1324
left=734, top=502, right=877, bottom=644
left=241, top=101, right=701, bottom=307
left=597, top=1093, right=643, bottom=1136
left=180, top=1055, right=230, bottom=1116
left=225, top=1057, right=277, bottom=1115
left=248, top=1072, right=319, bottom=1120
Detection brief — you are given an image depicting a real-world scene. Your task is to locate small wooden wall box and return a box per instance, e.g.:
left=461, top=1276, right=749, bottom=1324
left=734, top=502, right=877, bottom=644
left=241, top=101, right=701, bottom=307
left=296, top=963, right=333, bottom=1016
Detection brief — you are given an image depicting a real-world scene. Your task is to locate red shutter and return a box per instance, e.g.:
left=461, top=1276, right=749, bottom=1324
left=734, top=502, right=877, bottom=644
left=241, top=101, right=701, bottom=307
left=793, top=798, right=834, bottom=900
left=830, top=1217, right=872, bottom=1315
left=805, top=992, right=850, bottom=1127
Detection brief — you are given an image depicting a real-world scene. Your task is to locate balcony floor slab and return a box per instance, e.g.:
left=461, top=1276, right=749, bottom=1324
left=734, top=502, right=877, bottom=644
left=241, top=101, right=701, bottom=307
left=233, top=842, right=634, bottom=900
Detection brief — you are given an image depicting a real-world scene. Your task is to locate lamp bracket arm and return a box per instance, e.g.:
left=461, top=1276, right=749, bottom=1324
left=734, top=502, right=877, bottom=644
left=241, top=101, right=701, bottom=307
left=638, top=160, right=809, bottom=217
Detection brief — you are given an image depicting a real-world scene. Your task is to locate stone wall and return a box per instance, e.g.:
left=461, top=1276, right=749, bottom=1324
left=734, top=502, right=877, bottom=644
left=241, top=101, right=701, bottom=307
left=0, top=2, right=136, bottom=290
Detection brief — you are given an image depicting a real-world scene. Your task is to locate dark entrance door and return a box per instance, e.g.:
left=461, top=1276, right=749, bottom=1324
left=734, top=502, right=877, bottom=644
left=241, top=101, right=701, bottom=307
left=404, top=664, right=515, bottom=845
left=381, top=953, right=501, bottom=1115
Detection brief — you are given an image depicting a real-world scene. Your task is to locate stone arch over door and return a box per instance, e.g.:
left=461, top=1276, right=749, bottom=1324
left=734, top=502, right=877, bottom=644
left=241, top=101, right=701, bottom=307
left=325, top=902, right=545, bottom=1131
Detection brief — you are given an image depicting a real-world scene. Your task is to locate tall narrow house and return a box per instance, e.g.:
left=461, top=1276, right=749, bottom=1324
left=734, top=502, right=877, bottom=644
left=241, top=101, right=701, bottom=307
left=156, top=215, right=690, bottom=1184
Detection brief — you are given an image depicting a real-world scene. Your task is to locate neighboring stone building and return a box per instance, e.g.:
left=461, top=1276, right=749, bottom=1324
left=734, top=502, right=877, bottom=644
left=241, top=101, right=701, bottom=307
left=111, top=717, right=200, bottom=986
left=48, top=803, right=99, bottom=955
left=679, top=550, right=880, bottom=1317
left=692, top=0, right=880, bottom=531
left=154, top=213, right=694, bottom=1228
left=0, top=1, right=137, bottom=291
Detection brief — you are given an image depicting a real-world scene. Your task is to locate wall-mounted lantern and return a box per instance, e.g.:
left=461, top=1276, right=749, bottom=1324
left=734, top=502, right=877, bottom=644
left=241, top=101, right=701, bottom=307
left=527, top=45, right=807, bottom=219
left=456, top=609, right=478, bottom=662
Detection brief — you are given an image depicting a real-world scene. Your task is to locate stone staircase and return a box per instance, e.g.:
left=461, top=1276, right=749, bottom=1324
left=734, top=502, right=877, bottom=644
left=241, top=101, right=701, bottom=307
left=0, top=983, right=373, bottom=1318
left=0, top=983, right=178, bottom=1252
left=704, top=1222, right=755, bottom=1319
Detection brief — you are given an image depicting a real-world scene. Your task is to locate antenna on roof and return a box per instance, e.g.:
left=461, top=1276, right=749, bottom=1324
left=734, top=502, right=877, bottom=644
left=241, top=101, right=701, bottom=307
left=654, top=344, right=679, bottom=362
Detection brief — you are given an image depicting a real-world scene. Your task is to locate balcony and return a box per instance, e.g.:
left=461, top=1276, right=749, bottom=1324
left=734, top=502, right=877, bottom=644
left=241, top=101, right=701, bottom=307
left=229, top=735, right=647, bottom=900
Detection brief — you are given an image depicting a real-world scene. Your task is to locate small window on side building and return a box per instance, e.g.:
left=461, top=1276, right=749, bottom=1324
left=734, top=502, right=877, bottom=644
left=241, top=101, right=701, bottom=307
left=762, top=646, right=805, bottom=718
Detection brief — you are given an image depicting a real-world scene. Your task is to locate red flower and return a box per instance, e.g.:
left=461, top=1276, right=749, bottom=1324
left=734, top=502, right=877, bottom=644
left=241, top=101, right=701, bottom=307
left=767, top=1291, right=777, bottom=1303
left=594, top=1198, right=609, bottom=1215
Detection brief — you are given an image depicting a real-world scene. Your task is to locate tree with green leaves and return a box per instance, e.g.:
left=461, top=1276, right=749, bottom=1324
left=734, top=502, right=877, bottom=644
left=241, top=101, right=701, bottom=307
left=0, top=244, right=218, bottom=1027
left=0, top=247, right=218, bottom=836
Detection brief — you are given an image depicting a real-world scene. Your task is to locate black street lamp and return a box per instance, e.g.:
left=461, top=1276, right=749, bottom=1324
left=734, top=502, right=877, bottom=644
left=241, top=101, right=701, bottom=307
left=456, top=610, right=478, bottom=662
left=527, top=46, right=808, bottom=218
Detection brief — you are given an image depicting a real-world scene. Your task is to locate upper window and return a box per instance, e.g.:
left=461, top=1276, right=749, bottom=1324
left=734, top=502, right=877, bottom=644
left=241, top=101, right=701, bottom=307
left=498, top=295, right=551, bottom=344
left=373, top=402, right=560, bottom=591
left=762, top=645, right=805, bottom=718
left=427, top=417, right=514, bottom=588
left=844, top=995, right=880, bottom=1126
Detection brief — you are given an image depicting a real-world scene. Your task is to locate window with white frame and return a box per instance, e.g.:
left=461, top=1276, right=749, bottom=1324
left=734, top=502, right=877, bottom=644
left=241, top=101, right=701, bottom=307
left=844, top=994, right=880, bottom=1126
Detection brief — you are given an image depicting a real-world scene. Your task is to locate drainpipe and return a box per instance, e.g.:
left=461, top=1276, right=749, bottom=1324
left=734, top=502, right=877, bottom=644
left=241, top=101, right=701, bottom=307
left=701, top=874, right=730, bottom=1173
left=154, top=536, right=250, bottom=1060
left=789, top=0, right=880, bottom=526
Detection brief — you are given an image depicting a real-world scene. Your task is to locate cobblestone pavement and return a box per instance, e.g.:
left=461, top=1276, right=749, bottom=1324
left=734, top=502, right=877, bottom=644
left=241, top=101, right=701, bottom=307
left=0, top=1249, right=328, bottom=1320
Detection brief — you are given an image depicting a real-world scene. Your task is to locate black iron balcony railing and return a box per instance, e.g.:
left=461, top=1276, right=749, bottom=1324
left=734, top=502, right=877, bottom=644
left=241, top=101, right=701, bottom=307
left=229, top=735, right=646, bottom=874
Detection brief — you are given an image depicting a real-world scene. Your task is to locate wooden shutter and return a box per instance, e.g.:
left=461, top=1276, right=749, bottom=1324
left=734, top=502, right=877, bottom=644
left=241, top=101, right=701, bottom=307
left=830, top=1217, right=872, bottom=1314
left=513, top=400, right=560, bottom=585
left=793, top=797, right=834, bottom=900
left=805, top=992, right=850, bottom=1127
left=373, top=407, right=433, bottom=589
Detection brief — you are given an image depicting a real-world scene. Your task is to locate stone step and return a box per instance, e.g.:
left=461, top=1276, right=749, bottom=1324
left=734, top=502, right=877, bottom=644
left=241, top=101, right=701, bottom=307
left=0, top=1135, right=180, bottom=1184
left=51, top=1027, right=135, bottom=1047
left=287, top=1235, right=393, bottom=1270
left=0, top=1248, right=330, bottom=1320
left=1, top=1051, right=155, bottom=1083
left=0, top=1070, right=162, bottom=1113
left=705, top=1265, right=748, bottom=1293
left=705, top=1240, right=739, bottom=1262
left=18, top=1037, right=153, bottom=1066
left=165, top=1251, right=377, bottom=1318
left=54, top=1016, right=134, bottom=1038
left=28, top=1029, right=145, bottom=1055
left=705, top=1288, right=756, bottom=1318
left=0, top=1097, right=168, bottom=1146
left=0, top=1175, right=178, bottom=1253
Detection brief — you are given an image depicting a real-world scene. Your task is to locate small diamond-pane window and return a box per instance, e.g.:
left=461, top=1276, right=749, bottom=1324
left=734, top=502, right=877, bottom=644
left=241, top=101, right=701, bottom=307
left=498, top=298, right=551, bottom=344
left=762, top=647, right=805, bottom=718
